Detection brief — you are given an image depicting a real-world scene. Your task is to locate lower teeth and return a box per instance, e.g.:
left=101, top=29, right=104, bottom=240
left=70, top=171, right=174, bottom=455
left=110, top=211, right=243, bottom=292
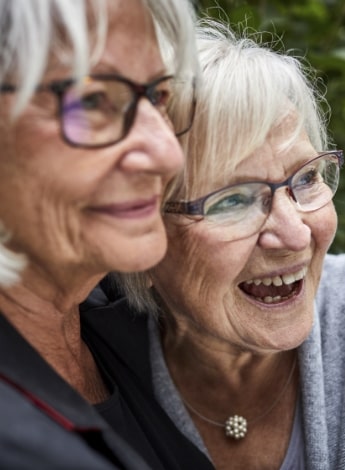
left=255, top=295, right=290, bottom=304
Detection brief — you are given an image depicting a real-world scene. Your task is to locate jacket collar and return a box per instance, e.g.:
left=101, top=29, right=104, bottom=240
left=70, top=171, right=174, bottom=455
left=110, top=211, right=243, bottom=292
left=0, top=312, right=109, bottom=430
left=0, top=311, right=152, bottom=469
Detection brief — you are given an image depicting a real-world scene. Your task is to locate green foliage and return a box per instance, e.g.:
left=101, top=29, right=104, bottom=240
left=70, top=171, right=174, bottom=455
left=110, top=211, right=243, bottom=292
left=195, top=0, right=345, bottom=252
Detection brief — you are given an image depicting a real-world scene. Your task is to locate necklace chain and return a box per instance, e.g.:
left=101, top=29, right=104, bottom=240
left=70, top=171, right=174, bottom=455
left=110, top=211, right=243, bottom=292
left=181, top=355, right=297, bottom=440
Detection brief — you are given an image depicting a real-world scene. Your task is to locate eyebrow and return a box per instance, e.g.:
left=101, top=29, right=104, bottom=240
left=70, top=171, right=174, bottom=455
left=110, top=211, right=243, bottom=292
left=91, top=62, right=168, bottom=82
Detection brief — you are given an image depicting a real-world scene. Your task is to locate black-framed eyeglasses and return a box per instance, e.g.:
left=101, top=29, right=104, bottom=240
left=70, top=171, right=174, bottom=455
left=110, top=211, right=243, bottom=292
left=0, top=74, right=196, bottom=149
left=164, top=151, right=344, bottom=241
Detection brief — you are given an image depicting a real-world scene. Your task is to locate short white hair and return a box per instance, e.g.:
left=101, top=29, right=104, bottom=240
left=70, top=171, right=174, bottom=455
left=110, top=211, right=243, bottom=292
left=0, top=0, right=198, bottom=115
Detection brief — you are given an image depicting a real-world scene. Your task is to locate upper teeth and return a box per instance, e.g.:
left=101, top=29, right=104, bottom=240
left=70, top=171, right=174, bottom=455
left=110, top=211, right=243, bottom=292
left=245, top=267, right=307, bottom=286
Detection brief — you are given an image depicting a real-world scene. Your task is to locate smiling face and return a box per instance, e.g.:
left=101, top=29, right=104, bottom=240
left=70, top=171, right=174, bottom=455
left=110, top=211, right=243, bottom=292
left=0, top=0, right=185, bottom=293
left=151, top=122, right=337, bottom=354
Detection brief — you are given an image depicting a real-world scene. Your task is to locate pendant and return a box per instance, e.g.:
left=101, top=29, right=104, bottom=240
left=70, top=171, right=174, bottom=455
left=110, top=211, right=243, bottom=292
left=225, top=415, right=247, bottom=439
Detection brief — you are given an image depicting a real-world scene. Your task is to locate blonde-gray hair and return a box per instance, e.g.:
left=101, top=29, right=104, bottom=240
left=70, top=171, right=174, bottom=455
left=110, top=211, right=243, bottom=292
left=113, top=19, right=332, bottom=315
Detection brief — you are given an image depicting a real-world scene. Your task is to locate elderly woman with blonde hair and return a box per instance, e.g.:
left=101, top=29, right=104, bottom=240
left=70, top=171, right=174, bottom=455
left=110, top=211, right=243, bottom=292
left=90, top=20, right=345, bottom=470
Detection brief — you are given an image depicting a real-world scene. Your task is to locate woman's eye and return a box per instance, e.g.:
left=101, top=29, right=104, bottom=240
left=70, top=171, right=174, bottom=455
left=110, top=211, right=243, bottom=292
left=207, top=193, right=253, bottom=215
left=80, top=92, right=111, bottom=111
left=295, top=168, right=320, bottom=187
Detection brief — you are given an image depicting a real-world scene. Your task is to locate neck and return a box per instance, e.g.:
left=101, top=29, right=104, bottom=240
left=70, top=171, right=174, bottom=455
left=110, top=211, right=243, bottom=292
left=160, top=315, right=298, bottom=466
left=0, top=271, right=109, bottom=403
left=161, top=315, right=297, bottom=420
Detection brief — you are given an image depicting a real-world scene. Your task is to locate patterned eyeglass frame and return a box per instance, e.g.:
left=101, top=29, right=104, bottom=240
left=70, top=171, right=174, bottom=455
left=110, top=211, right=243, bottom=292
left=164, top=150, right=344, bottom=216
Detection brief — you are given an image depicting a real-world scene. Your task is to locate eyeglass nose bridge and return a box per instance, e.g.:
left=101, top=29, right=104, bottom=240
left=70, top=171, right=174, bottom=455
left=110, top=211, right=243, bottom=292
left=130, top=82, right=160, bottom=107
left=123, top=82, right=163, bottom=136
left=267, top=175, right=298, bottom=204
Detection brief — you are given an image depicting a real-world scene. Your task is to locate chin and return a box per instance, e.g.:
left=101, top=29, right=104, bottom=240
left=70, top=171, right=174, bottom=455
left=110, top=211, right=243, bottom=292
left=103, top=230, right=168, bottom=273
left=261, top=321, right=313, bottom=352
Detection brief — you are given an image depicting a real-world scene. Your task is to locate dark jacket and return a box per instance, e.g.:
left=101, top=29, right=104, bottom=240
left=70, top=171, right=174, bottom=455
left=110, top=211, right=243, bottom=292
left=0, top=313, right=150, bottom=470
left=80, top=296, right=215, bottom=470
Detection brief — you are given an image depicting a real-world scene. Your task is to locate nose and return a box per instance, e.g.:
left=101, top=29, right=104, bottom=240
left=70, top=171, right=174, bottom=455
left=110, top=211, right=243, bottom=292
left=258, top=187, right=311, bottom=250
left=118, top=98, right=184, bottom=176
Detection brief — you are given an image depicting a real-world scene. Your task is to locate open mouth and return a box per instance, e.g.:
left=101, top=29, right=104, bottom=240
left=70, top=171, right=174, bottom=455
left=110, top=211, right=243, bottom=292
left=239, top=267, right=307, bottom=304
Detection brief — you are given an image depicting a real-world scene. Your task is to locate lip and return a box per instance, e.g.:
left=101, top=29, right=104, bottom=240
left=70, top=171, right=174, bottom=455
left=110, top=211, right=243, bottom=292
left=88, top=195, right=160, bottom=220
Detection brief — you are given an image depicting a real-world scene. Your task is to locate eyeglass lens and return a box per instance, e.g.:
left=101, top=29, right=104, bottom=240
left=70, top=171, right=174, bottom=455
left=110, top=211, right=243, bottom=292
left=60, top=76, right=195, bottom=148
left=200, top=153, right=340, bottom=241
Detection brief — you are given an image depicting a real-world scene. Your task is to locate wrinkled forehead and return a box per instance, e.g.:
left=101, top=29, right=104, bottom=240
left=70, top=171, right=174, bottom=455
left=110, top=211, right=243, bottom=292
left=234, top=125, right=315, bottom=180
left=47, top=0, right=158, bottom=76
left=181, top=109, right=308, bottom=199
left=99, top=0, right=162, bottom=79
left=106, top=0, right=154, bottom=39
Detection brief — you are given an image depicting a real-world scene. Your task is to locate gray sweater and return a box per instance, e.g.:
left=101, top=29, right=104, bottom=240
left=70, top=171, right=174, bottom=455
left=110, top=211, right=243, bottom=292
left=304, top=253, right=345, bottom=469
left=150, top=253, right=345, bottom=470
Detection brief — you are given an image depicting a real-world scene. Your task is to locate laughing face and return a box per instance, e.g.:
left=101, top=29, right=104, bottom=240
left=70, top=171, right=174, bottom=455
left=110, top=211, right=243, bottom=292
left=151, top=124, right=337, bottom=354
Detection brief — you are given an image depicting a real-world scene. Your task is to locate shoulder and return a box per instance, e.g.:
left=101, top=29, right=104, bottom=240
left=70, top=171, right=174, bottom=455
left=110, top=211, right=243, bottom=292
left=81, top=297, right=152, bottom=384
left=316, top=253, right=345, bottom=308
left=81, top=295, right=149, bottom=343
left=314, top=253, right=345, bottom=357
left=0, top=380, right=118, bottom=470
left=321, top=252, right=345, bottom=279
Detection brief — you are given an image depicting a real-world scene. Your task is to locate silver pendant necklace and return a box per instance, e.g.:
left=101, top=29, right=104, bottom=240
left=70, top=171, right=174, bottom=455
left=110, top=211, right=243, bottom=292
left=181, top=355, right=297, bottom=440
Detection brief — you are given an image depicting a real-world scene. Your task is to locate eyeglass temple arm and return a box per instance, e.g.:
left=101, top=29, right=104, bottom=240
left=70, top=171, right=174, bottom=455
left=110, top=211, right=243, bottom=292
left=164, top=201, right=188, bottom=214
left=336, top=150, right=344, bottom=167
left=164, top=200, right=204, bottom=215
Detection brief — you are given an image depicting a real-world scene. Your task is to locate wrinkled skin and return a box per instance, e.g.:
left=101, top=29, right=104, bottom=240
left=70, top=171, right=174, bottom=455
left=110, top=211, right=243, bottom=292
left=0, top=0, right=184, bottom=302
left=151, top=123, right=337, bottom=355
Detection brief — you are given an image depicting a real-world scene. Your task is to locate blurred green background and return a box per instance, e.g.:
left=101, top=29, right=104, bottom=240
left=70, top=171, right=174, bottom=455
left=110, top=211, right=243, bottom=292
left=195, top=0, right=345, bottom=253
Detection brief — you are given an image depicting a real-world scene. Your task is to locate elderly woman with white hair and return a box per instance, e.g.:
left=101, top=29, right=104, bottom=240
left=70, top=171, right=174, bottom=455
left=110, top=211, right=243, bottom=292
left=0, top=1, right=211, bottom=469
left=88, top=20, right=345, bottom=469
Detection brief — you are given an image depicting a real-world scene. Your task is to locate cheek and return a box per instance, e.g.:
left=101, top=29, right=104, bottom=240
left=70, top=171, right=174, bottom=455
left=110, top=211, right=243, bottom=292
left=314, top=203, right=337, bottom=251
left=153, top=229, right=199, bottom=288
left=308, top=204, right=337, bottom=289
left=153, top=223, right=256, bottom=307
left=0, top=127, right=87, bottom=256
